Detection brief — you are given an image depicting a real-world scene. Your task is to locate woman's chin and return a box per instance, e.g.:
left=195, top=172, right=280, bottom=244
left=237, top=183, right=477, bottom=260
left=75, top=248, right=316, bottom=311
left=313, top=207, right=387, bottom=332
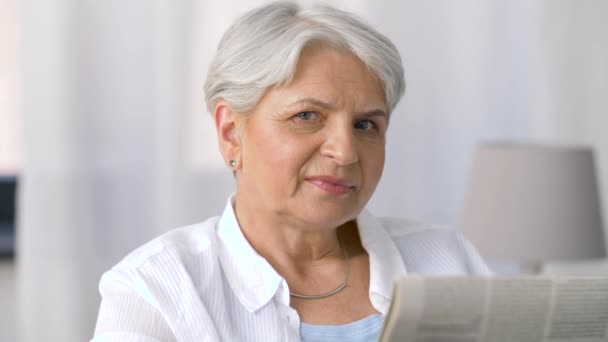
left=294, top=202, right=361, bottom=229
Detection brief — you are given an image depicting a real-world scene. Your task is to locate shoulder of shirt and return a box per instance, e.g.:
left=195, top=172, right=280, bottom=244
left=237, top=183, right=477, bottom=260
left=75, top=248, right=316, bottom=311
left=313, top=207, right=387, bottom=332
left=377, top=216, right=457, bottom=237
left=111, top=216, right=220, bottom=271
left=375, top=215, right=491, bottom=275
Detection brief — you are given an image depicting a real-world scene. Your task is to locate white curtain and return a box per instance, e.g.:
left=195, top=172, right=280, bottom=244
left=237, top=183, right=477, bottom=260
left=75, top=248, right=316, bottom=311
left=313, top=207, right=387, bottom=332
left=16, top=0, right=608, bottom=341
left=18, top=1, right=233, bottom=340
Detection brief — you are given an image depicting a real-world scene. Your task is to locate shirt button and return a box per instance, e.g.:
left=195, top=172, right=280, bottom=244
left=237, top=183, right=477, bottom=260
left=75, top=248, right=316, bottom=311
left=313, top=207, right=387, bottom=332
left=287, top=315, right=291, bottom=322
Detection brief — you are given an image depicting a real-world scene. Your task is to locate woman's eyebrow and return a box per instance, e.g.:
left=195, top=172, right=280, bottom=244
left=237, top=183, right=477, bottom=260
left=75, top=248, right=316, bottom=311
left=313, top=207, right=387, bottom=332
left=289, top=98, right=387, bottom=117
left=288, top=97, right=334, bottom=109
left=356, top=110, right=388, bottom=119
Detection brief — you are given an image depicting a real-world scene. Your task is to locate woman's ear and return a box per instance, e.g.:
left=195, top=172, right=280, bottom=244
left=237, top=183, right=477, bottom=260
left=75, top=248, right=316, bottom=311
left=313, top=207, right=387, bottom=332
left=214, top=100, right=243, bottom=169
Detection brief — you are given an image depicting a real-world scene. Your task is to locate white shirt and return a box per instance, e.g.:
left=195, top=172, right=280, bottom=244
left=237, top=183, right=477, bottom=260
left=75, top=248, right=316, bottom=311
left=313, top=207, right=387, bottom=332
left=92, top=197, right=489, bottom=342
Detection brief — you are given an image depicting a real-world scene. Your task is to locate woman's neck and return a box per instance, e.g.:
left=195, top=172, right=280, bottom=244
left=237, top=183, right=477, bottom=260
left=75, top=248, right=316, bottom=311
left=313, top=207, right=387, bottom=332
left=232, top=194, right=349, bottom=275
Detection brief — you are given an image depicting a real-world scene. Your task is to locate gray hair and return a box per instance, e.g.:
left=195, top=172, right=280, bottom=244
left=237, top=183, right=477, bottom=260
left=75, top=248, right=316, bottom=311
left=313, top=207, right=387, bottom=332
left=204, top=1, right=405, bottom=115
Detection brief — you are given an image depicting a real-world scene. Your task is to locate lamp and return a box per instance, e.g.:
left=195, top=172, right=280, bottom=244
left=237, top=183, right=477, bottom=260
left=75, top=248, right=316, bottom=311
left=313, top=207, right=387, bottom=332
left=461, top=143, right=606, bottom=273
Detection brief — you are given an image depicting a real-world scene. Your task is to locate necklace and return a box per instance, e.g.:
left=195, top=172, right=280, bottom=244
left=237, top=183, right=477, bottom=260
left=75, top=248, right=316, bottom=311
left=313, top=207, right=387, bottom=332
left=289, top=232, right=351, bottom=300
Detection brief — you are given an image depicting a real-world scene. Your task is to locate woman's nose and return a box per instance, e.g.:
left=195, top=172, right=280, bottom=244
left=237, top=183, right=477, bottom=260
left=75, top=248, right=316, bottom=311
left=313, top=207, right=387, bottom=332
left=320, top=126, right=359, bottom=166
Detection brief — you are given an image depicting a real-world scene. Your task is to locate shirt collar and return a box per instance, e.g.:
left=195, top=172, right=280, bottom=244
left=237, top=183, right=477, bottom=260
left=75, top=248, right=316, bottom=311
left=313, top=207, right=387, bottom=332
left=216, top=196, right=283, bottom=313
left=215, top=196, right=407, bottom=314
left=357, top=208, right=407, bottom=314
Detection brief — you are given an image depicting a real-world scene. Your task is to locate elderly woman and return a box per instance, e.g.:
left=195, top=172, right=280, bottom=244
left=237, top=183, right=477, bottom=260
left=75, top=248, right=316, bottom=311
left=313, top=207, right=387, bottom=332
left=93, top=2, right=488, bottom=341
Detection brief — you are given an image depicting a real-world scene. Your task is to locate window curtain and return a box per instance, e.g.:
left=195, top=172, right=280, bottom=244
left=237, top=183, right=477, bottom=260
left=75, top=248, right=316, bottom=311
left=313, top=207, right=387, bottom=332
left=17, top=0, right=608, bottom=341
left=18, top=1, right=233, bottom=340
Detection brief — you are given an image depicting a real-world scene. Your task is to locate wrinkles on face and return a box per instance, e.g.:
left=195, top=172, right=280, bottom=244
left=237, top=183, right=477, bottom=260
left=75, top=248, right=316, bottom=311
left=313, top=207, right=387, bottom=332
left=236, top=46, right=387, bottom=230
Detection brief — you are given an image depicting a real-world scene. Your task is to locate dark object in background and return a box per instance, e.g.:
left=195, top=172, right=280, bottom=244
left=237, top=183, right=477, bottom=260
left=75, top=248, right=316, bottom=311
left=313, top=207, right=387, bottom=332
left=0, top=176, right=17, bottom=258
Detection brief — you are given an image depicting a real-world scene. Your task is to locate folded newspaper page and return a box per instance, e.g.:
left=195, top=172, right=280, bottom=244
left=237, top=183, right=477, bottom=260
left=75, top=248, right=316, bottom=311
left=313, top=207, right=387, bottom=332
left=380, top=276, right=608, bottom=342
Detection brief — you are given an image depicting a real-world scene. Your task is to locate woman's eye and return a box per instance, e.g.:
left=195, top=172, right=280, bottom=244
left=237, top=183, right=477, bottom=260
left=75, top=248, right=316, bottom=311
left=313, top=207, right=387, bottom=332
left=295, top=111, right=317, bottom=121
left=354, top=119, right=378, bottom=131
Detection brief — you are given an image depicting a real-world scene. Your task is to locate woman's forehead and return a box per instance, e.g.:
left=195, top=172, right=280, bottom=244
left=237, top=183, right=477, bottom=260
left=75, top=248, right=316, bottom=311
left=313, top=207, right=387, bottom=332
left=268, top=48, right=386, bottom=111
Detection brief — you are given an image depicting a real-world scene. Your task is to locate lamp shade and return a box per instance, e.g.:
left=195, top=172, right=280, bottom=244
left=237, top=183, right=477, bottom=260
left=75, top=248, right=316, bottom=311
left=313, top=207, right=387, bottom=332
left=461, top=143, right=606, bottom=263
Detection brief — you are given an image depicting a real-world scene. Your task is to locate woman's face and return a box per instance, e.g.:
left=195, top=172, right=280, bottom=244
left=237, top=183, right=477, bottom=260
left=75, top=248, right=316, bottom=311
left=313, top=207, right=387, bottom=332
left=236, top=46, right=388, bottom=230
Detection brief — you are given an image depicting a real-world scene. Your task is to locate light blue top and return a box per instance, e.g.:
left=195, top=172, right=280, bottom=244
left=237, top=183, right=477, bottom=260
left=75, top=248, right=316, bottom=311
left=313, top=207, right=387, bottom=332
left=300, top=314, right=384, bottom=342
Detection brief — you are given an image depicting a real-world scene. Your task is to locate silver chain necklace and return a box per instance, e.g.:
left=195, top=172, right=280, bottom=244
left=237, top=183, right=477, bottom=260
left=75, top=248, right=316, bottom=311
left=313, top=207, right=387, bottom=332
left=289, top=232, right=351, bottom=300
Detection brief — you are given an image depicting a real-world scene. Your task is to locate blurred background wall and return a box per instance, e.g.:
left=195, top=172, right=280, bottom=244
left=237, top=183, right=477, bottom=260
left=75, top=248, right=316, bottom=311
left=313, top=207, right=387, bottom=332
left=0, top=0, right=607, bottom=341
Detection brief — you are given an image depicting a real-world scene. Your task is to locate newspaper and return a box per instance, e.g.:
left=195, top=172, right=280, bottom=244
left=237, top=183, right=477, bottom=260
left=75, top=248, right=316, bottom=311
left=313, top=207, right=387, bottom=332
left=379, top=276, right=608, bottom=342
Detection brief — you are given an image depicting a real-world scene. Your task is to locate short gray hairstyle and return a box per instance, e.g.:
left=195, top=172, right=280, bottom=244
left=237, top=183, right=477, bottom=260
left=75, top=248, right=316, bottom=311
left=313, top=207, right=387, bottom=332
left=204, top=1, right=405, bottom=116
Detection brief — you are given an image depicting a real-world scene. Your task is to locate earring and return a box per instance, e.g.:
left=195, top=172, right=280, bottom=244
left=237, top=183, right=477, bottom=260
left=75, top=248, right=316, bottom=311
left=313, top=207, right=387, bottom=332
left=229, top=160, right=236, bottom=168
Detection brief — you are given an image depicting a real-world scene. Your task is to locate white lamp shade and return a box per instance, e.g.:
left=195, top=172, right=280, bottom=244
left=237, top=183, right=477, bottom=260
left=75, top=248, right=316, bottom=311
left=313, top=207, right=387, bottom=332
left=461, top=143, right=606, bottom=262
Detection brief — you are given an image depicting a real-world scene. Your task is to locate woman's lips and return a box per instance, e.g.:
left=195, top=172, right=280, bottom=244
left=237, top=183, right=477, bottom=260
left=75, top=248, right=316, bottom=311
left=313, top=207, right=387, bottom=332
left=306, top=176, right=355, bottom=195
